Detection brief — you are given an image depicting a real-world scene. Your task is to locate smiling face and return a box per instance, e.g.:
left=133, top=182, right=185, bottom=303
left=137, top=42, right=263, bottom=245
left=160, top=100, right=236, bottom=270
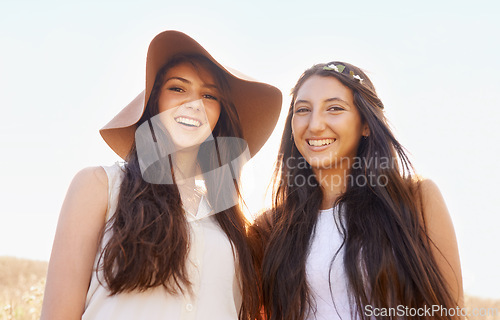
left=157, top=62, right=222, bottom=149
left=292, top=75, right=369, bottom=170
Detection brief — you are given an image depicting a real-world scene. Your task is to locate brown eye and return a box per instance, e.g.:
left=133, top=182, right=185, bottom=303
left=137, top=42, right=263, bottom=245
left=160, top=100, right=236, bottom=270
left=328, top=105, right=344, bottom=111
left=295, top=107, right=310, bottom=113
left=203, top=94, right=218, bottom=101
left=168, top=87, right=184, bottom=92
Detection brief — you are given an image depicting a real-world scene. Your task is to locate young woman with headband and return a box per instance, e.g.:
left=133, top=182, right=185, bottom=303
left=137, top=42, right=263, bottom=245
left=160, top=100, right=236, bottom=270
left=251, top=62, right=462, bottom=320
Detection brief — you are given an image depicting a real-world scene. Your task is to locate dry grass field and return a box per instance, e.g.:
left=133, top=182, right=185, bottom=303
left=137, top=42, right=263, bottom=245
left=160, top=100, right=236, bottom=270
left=0, top=257, right=47, bottom=320
left=0, top=256, right=498, bottom=319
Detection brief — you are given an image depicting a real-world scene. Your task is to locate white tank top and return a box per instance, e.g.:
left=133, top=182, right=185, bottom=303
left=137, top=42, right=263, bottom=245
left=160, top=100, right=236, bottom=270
left=82, top=162, right=242, bottom=320
left=305, top=206, right=356, bottom=320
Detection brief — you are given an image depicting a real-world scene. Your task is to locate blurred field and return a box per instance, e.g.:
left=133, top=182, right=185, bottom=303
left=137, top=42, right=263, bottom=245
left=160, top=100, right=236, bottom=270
left=464, top=296, right=500, bottom=320
left=0, top=257, right=46, bottom=320
left=0, top=256, right=498, bottom=319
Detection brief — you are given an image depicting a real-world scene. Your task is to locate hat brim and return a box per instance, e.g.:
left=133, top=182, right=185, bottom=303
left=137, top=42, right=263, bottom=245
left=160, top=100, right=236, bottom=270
left=100, top=30, right=282, bottom=160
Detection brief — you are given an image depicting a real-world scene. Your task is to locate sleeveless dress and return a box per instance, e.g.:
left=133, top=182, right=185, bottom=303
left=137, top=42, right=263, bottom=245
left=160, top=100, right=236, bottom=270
left=82, top=162, right=242, bottom=320
left=305, top=206, right=356, bottom=320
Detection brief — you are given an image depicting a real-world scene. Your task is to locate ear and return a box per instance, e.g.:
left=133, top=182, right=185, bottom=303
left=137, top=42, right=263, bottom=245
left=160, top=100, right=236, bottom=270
left=362, top=123, right=370, bottom=137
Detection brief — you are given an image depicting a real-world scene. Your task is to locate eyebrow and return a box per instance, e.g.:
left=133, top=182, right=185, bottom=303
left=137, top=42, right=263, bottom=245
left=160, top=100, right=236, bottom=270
left=325, top=97, right=350, bottom=105
left=165, top=76, right=218, bottom=90
left=294, top=97, right=351, bottom=106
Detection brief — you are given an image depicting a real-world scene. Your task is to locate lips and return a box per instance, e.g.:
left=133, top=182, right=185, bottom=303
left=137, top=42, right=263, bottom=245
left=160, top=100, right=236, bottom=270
left=174, top=116, right=202, bottom=128
left=307, top=138, right=336, bottom=147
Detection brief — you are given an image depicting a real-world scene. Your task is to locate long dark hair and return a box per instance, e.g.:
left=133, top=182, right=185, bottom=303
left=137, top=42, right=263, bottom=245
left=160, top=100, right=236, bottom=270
left=256, top=62, right=458, bottom=320
left=98, top=54, right=260, bottom=319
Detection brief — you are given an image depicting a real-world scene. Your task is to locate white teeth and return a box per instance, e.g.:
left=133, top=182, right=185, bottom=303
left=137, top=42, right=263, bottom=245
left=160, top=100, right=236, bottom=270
left=175, top=117, right=201, bottom=127
left=308, top=139, right=335, bottom=147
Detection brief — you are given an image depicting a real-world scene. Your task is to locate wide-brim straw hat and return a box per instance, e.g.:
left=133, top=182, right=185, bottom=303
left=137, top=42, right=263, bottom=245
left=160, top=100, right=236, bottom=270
left=100, top=30, right=282, bottom=159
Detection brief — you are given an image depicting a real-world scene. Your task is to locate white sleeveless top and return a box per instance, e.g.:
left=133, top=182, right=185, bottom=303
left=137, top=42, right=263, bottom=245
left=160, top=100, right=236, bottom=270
left=305, top=206, right=356, bottom=320
left=82, top=162, right=242, bottom=320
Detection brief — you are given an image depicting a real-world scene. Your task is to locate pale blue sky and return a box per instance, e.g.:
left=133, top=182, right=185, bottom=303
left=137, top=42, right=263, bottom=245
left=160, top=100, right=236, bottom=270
left=0, top=0, right=499, bottom=299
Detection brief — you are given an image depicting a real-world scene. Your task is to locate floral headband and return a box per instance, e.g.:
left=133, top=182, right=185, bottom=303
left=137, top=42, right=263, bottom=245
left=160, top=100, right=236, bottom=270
left=323, top=63, right=363, bottom=83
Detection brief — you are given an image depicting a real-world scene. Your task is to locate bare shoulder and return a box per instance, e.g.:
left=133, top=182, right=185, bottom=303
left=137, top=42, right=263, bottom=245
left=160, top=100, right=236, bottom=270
left=419, top=178, right=443, bottom=201
left=65, top=166, right=109, bottom=217
left=418, top=177, right=439, bottom=193
left=54, top=166, right=110, bottom=235
left=417, top=178, right=450, bottom=225
left=417, top=178, right=464, bottom=305
left=71, top=166, right=108, bottom=191
left=55, top=165, right=110, bottom=244
left=416, top=178, right=455, bottom=245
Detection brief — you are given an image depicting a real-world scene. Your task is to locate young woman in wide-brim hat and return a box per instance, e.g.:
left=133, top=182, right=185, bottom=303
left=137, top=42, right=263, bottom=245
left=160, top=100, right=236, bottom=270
left=41, top=30, right=282, bottom=320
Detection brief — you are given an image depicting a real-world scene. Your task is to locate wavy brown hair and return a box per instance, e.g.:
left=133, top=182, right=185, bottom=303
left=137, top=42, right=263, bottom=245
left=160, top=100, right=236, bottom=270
left=252, top=62, right=458, bottom=320
left=98, top=54, right=261, bottom=320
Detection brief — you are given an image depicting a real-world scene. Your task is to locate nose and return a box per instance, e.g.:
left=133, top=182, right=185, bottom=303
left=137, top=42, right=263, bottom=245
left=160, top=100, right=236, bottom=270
left=182, top=97, right=203, bottom=112
left=308, top=109, right=325, bottom=133
left=186, top=101, right=201, bottom=111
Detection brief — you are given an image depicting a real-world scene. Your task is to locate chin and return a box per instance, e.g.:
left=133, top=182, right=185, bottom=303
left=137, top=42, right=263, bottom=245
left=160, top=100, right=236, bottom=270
left=172, top=139, right=207, bottom=151
left=303, top=155, right=332, bottom=169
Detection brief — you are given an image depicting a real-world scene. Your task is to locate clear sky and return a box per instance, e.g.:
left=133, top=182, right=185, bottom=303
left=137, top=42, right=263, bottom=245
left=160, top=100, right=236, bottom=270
left=0, top=0, right=499, bottom=299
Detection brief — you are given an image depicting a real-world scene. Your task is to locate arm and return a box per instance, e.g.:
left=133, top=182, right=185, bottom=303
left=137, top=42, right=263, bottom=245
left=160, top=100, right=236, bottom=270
left=40, top=166, right=108, bottom=320
left=420, top=179, right=464, bottom=307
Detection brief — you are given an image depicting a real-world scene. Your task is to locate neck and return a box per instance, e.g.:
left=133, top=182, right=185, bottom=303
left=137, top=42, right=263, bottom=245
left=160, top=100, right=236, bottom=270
left=313, top=160, right=350, bottom=210
left=171, top=147, right=204, bottom=216
left=171, top=146, right=200, bottom=186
